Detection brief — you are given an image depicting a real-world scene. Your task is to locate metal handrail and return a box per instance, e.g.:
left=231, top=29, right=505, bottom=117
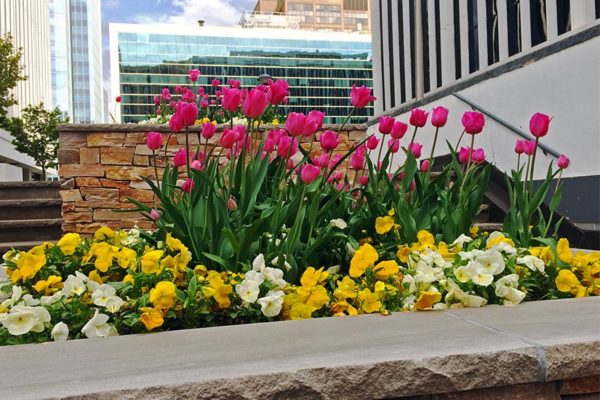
left=452, top=92, right=561, bottom=159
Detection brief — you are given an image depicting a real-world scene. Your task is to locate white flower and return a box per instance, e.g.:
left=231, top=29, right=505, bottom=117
left=256, top=290, right=284, bottom=318
left=466, top=261, right=494, bottom=286
left=0, top=309, right=38, bottom=335
left=270, top=256, right=292, bottom=272
left=454, top=265, right=471, bottom=283
left=330, top=218, right=347, bottom=230
left=41, top=292, right=64, bottom=306
left=452, top=234, right=473, bottom=248
left=401, top=274, right=417, bottom=295
left=517, top=255, right=545, bottom=274
left=104, top=296, right=124, bottom=313
left=62, top=275, right=86, bottom=297
left=243, top=270, right=264, bottom=285
left=495, top=274, right=526, bottom=305
left=121, top=228, right=141, bottom=247
left=401, top=294, right=416, bottom=309
left=458, top=249, right=484, bottom=261
left=263, top=267, right=287, bottom=289
left=326, top=265, right=340, bottom=274
left=20, top=294, right=40, bottom=306
left=81, top=309, right=116, bottom=338
left=1, top=285, right=22, bottom=310
left=235, top=280, right=261, bottom=303
left=474, top=249, right=505, bottom=275
left=345, top=243, right=357, bottom=260
left=51, top=322, right=69, bottom=341
left=91, top=285, right=117, bottom=307
left=252, top=254, right=266, bottom=272
left=486, top=232, right=517, bottom=255
left=25, top=306, right=51, bottom=333
left=444, top=279, right=487, bottom=307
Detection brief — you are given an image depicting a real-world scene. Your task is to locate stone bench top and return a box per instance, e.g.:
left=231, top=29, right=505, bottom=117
left=1, top=297, right=598, bottom=400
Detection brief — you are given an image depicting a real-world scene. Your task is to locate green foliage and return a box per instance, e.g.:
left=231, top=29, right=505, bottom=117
left=3, top=103, right=68, bottom=179
left=0, top=33, right=27, bottom=119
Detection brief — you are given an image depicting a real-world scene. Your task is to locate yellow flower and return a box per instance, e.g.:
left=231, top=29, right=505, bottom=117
left=349, top=243, right=379, bottom=278
left=414, top=289, right=442, bottom=310
left=166, top=233, right=188, bottom=254
left=374, top=281, right=386, bottom=294
left=173, top=251, right=190, bottom=271
left=387, top=209, right=395, bottom=216
left=86, top=242, right=116, bottom=273
left=373, top=260, right=399, bottom=280
left=557, top=238, right=573, bottom=264
left=123, top=274, right=134, bottom=284
left=300, top=267, right=329, bottom=288
left=358, top=288, right=381, bottom=313
left=33, top=275, right=62, bottom=295
left=141, top=250, right=164, bottom=274
left=555, top=269, right=580, bottom=293
left=11, top=250, right=46, bottom=283
left=297, top=285, right=329, bottom=312
left=334, top=276, right=357, bottom=300
left=331, top=300, right=358, bottom=316
left=469, top=225, right=480, bottom=237
left=375, top=216, right=395, bottom=235
left=486, top=232, right=515, bottom=249
left=117, top=248, right=137, bottom=270
left=290, top=302, right=312, bottom=319
left=57, top=233, right=82, bottom=256
left=88, top=270, right=107, bottom=285
left=94, top=226, right=115, bottom=241
left=271, top=118, right=279, bottom=126
left=416, top=230, right=435, bottom=249
left=149, top=281, right=177, bottom=310
left=206, top=271, right=232, bottom=309
left=529, top=246, right=552, bottom=264
left=194, top=264, right=208, bottom=277
left=139, top=307, right=164, bottom=331
left=396, top=245, right=412, bottom=264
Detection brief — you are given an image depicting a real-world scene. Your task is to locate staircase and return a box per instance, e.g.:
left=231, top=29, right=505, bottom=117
left=0, top=181, right=63, bottom=256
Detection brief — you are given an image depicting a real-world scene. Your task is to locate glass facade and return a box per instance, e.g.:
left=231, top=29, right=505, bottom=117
left=50, top=0, right=72, bottom=116
left=115, top=27, right=373, bottom=124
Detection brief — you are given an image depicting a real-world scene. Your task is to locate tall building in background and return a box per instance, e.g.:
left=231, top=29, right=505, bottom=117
left=250, top=0, right=370, bottom=33
left=0, top=0, right=52, bottom=117
left=49, top=0, right=104, bottom=123
left=110, top=23, right=373, bottom=124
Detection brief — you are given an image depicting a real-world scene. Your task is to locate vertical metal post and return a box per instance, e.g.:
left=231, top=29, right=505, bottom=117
left=414, top=0, right=425, bottom=100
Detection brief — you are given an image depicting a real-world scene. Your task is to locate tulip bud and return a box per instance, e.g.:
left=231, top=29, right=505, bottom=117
left=529, top=112, right=551, bottom=138
left=227, top=196, right=238, bottom=211
left=409, top=108, right=429, bottom=127
left=420, top=159, right=430, bottom=172
left=149, top=209, right=160, bottom=221
left=557, top=154, right=570, bottom=169
left=461, top=111, right=485, bottom=134
left=431, top=106, right=449, bottom=127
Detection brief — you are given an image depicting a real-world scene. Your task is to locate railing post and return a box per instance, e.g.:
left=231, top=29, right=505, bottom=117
left=439, top=0, right=456, bottom=85
left=497, top=0, right=509, bottom=60
left=546, top=0, right=558, bottom=40
left=570, top=0, right=596, bottom=29
left=519, top=0, right=532, bottom=51
left=459, top=0, right=470, bottom=77
left=414, top=0, right=424, bottom=100
left=391, top=0, right=402, bottom=106
left=477, top=0, right=488, bottom=70
left=371, top=0, right=384, bottom=115
left=427, top=0, right=438, bottom=91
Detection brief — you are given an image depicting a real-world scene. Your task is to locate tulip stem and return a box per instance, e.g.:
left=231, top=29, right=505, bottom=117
left=337, top=107, right=355, bottom=135
left=529, top=137, right=540, bottom=194
left=428, top=127, right=440, bottom=168
left=408, top=126, right=418, bottom=149
left=152, top=149, right=160, bottom=191
left=376, top=137, right=385, bottom=173
left=467, top=134, right=475, bottom=170
left=542, top=169, right=562, bottom=238
left=185, top=126, right=191, bottom=178
left=454, top=129, right=466, bottom=152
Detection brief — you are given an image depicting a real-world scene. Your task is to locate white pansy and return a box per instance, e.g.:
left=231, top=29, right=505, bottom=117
left=235, top=280, right=261, bottom=303
left=270, top=256, right=292, bottom=272
left=243, top=270, right=264, bottom=285
left=345, top=243, right=356, bottom=260
left=401, top=294, right=416, bottom=308
left=81, top=309, right=116, bottom=338
left=256, top=290, right=285, bottom=318
left=326, top=265, right=340, bottom=274
left=330, top=218, right=347, bottom=230
left=458, top=249, right=484, bottom=261
left=401, top=274, right=417, bottom=295
left=21, top=294, right=40, bottom=306
left=51, top=322, right=69, bottom=341
left=486, top=232, right=517, bottom=255
left=62, top=275, right=86, bottom=297
left=104, top=296, right=124, bottom=313
left=452, top=234, right=473, bottom=248
left=41, top=292, right=64, bottom=306
left=466, top=261, right=494, bottom=286
left=445, top=279, right=487, bottom=307
left=24, top=306, right=51, bottom=333
left=1, top=285, right=23, bottom=310
left=252, top=254, right=266, bottom=272
left=91, top=285, right=117, bottom=307
left=474, top=249, right=505, bottom=275
left=454, top=265, right=471, bottom=283
left=121, top=228, right=141, bottom=247
left=433, top=302, right=448, bottom=310
left=495, top=274, right=526, bottom=305
left=0, top=308, right=38, bottom=335
left=263, top=267, right=287, bottom=289
left=517, top=255, right=545, bottom=274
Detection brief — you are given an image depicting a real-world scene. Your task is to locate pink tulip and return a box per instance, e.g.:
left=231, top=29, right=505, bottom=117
left=242, top=87, right=270, bottom=119
left=391, top=121, right=408, bottom=139
left=409, top=108, right=429, bottom=127
left=366, top=135, right=380, bottom=150
left=201, top=100, right=209, bottom=108
left=173, top=148, right=191, bottom=167
left=557, top=154, right=570, bottom=169
left=300, top=164, right=321, bottom=184
left=329, top=154, right=343, bottom=169
left=175, top=85, right=183, bottom=94
left=181, top=178, right=195, bottom=193
left=350, top=150, right=365, bottom=170
left=388, top=138, right=400, bottom=153
left=358, top=175, right=369, bottom=186
left=198, top=87, right=205, bottom=95
left=529, top=112, right=551, bottom=138
left=431, top=106, right=449, bottom=127
left=350, top=84, right=376, bottom=108
left=212, top=79, right=221, bottom=87
left=168, top=112, right=184, bottom=132
left=161, top=88, right=171, bottom=101
left=227, top=197, right=238, bottom=212
left=156, top=108, right=162, bottom=116
left=153, top=96, right=160, bottom=105
left=191, top=160, right=203, bottom=171
left=285, top=112, right=306, bottom=137
left=277, top=136, right=298, bottom=158
left=179, top=102, right=198, bottom=126
left=201, top=122, right=216, bottom=139
left=228, top=79, right=241, bottom=89
left=303, top=110, right=325, bottom=136
left=514, top=140, right=526, bottom=154
left=523, top=140, right=537, bottom=156
left=458, top=147, right=486, bottom=164
left=458, top=147, right=471, bottom=164
left=319, top=130, right=340, bottom=152
left=219, top=129, right=237, bottom=149
left=328, top=170, right=344, bottom=183
left=268, top=79, right=289, bottom=105
left=410, top=142, right=423, bottom=158
left=146, top=132, right=163, bottom=150
left=222, top=87, right=243, bottom=112
left=149, top=209, right=160, bottom=221
left=314, top=153, right=330, bottom=169
left=472, top=148, right=486, bottom=163
left=461, top=111, right=485, bottom=134
left=420, top=159, right=430, bottom=172
left=378, top=116, right=395, bottom=134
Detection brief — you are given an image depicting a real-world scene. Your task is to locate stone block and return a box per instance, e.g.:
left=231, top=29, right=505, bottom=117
left=134, top=144, right=154, bottom=156
left=76, top=222, right=121, bottom=234
left=120, top=188, right=155, bottom=203
left=59, top=164, right=105, bottom=178
left=129, top=180, right=152, bottom=190
left=94, top=208, right=144, bottom=221
left=105, top=166, right=157, bottom=180
left=100, top=179, right=130, bottom=189
left=62, top=211, right=93, bottom=223
left=59, top=132, right=87, bottom=149
left=80, top=148, right=100, bottom=164
left=133, top=155, right=150, bottom=166
left=433, top=382, right=560, bottom=400
left=75, top=177, right=102, bottom=188
left=61, top=202, right=76, bottom=213
left=100, top=147, right=134, bottom=165
left=560, top=375, right=600, bottom=395
left=80, top=188, right=119, bottom=202
left=87, top=132, right=125, bottom=147
left=176, top=132, right=200, bottom=145
left=349, top=130, right=367, bottom=140
left=124, top=132, right=148, bottom=145
left=61, top=223, right=76, bottom=233
left=57, top=149, right=79, bottom=165
left=60, top=189, right=82, bottom=202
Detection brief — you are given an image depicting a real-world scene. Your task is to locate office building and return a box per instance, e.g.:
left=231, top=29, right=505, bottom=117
left=110, top=23, right=373, bottom=124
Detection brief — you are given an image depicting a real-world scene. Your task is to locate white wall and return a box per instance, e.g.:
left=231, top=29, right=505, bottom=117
left=0, top=163, right=23, bottom=181
left=368, top=34, right=600, bottom=180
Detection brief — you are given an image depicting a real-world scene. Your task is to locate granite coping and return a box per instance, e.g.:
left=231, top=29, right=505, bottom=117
left=0, top=297, right=598, bottom=400
left=58, top=123, right=368, bottom=132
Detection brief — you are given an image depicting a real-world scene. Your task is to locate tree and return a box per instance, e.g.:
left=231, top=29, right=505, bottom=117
left=3, top=103, right=68, bottom=180
left=0, top=33, right=27, bottom=119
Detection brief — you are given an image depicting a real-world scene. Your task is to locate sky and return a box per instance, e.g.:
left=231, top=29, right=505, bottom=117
left=101, top=0, right=257, bottom=92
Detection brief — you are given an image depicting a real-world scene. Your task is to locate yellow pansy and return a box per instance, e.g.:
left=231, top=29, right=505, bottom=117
left=141, top=250, right=164, bottom=274
left=349, top=243, right=379, bottom=278
left=94, top=226, right=115, bottom=241
left=396, top=245, right=412, bottom=264
left=557, top=238, right=573, bottom=264
left=57, top=233, right=82, bottom=256
left=88, top=270, right=107, bottom=285
left=300, top=267, right=329, bottom=288
left=358, top=288, right=381, bottom=313
left=33, top=275, right=62, bottom=295
left=416, top=230, right=435, bottom=250
left=334, top=276, right=357, bottom=300
left=529, top=246, right=552, bottom=264
left=166, top=233, right=188, bottom=254
left=486, top=232, right=515, bottom=249
left=297, top=285, right=329, bottom=312
left=271, top=118, right=279, bottom=126
left=290, top=302, right=312, bottom=319
left=11, top=250, right=46, bottom=283
left=375, top=216, right=395, bottom=235
left=555, top=269, right=580, bottom=294
left=139, top=307, right=164, bottom=331
left=373, top=260, right=399, bottom=280
left=194, top=264, right=208, bottom=277
left=149, top=281, right=177, bottom=310
left=469, top=225, right=480, bottom=237
left=414, top=289, right=442, bottom=310
left=117, top=248, right=137, bottom=270
left=173, top=251, right=190, bottom=271
left=205, top=271, right=232, bottom=309
left=86, top=242, right=116, bottom=273
left=123, top=274, right=134, bottom=284
left=331, top=300, right=358, bottom=316
left=374, top=281, right=386, bottom=294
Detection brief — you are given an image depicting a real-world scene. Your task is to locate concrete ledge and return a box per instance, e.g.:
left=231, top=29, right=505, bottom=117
left=58, top=123, right=368, bottom=132
left=1, top=297, right=598, bottom=400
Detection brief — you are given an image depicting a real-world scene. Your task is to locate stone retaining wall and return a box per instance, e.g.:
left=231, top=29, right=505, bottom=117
left=57, top=123, right=367, bottom=235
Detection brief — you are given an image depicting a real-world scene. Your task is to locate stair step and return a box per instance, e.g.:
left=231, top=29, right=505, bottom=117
left=0, top=199, right=62, bottom=220
left=0, top=241, right=52, bottom=256
left=0, top=181, right=60, bottom=200
left=0, top=219, right=63, bottom=243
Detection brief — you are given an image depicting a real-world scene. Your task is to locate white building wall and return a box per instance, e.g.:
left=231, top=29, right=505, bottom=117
left=0, top=0, right=52, bottom=116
